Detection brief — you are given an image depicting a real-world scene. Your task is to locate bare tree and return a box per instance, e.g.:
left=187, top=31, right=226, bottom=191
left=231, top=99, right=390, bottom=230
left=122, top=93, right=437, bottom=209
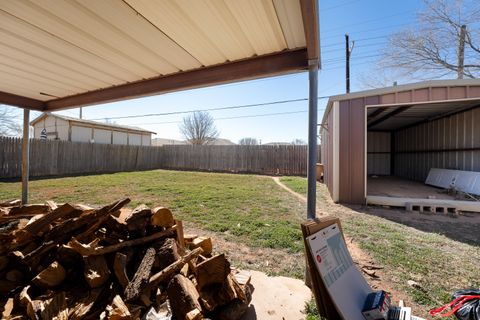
left=379, top=0, right=480, bottom=80
left=0, top=105, right=22, bottom=137
left=291, top=138, right=307, bottom=145
left=179, top=111, right=219, bottom=145
left=238, top=137, right=258, bottom=145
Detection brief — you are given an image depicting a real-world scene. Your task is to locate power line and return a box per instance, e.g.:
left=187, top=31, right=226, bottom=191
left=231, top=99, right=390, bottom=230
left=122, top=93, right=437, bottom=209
left=89, top=96, right=333, bottom=121
left=321, top=0, right=360, bottom=12
left=322, top=11, right=414, bottom=33
left=129, top=110, right=326, bottom=126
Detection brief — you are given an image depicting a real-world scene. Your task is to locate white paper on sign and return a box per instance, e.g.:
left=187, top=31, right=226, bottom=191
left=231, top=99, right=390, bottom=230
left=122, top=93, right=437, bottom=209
left=307, top=223, right=372, bottom=320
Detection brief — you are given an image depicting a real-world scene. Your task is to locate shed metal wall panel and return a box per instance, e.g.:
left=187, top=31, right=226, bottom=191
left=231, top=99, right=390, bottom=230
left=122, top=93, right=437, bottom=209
left=395, top=106, right=480, bottom=181
left=71, top=126, right=91, bottom=143
left=128, top=133, right=142, bottom=146
left=93, top=128, right=111, bottom=144
left=367, top=132, right=390, bottom=175
left=321, top=106, right=334, bottom=196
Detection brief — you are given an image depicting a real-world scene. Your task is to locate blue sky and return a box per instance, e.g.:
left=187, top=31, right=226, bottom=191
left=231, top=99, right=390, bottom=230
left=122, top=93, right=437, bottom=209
left=42, top=0, right=421, bottom=143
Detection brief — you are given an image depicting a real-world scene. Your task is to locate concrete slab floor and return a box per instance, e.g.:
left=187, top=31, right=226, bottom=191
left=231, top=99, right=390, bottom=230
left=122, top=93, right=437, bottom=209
left=241, top=270, right=311, bottom=320
left=367, top=176, right=457, bottom=200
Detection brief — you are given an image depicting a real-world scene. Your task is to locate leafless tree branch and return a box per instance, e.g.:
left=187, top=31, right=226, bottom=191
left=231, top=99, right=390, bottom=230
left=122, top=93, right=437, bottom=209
left=179, top=111, right=219, bottom=145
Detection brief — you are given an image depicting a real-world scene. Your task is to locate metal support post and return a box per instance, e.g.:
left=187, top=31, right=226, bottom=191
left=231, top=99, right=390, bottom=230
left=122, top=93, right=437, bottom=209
left=21, top=108, right=30, bottom=204
left=307, top=61, right=319, bottom=220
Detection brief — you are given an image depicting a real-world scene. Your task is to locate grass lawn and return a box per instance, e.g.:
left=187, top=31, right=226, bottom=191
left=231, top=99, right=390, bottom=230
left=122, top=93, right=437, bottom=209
left=281, top=176, right=480, bottom=314
left=0, top=170, right=307, bottom=278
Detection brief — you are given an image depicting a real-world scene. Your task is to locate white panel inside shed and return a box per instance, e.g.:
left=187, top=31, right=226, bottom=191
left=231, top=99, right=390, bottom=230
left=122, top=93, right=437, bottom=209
left=93, top=128, right=111, bottom=144
left=113, top=131, right=128, bottom=145
left=128, top=133, right=141, bottom=146
left=367, top=131, right=390, bottom=175
left=71, top=126, right=91, bottom=143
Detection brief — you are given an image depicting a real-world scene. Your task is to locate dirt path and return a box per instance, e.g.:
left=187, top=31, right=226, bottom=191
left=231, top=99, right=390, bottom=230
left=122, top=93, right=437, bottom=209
left=272, top=177, right=422, bottom=312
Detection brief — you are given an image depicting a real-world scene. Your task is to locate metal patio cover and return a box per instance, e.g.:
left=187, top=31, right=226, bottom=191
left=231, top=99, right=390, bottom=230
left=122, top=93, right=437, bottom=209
left=0, top=0, right=319, bottom=111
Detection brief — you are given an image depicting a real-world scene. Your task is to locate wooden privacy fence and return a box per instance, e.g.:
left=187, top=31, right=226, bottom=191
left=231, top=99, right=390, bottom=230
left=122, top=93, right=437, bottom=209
left=0, top=137, right=320, bottom=179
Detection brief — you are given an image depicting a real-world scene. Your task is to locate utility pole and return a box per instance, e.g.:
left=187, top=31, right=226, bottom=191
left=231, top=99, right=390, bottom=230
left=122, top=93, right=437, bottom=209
left=457, top=25, right=466, bottom=79
left=345, top=34, right=354, bottom=93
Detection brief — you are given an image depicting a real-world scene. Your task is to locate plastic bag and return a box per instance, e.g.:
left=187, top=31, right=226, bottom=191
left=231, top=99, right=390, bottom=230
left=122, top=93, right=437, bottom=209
left=429, top=289, right=480, bottom=320
left=452, top=290, right=480, bottom=320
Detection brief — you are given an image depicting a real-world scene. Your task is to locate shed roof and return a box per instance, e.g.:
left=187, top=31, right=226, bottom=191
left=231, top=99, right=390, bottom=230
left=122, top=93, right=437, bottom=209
left=30, top=113, right=156, bottom=135
left=322, top=79, right=480, bottom=125
left=0, top=0, right=319, bottom=111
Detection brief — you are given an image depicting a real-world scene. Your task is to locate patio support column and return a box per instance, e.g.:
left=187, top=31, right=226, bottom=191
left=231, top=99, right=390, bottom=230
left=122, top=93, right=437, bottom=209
left=21, top=108, right=30, bottom=204
left=307, top=60, right=319, bottom=220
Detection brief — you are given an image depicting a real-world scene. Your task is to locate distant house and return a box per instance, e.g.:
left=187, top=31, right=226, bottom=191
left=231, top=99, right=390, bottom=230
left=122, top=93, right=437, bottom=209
left=151, top=138, right=187, bottom=146
left=152, top=137, right=235, bottom=146
left=30, top=113, right=155, bottom=146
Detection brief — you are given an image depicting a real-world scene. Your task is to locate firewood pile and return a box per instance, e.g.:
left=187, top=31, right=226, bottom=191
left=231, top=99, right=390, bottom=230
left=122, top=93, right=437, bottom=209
left=0, top=198, right=252, bottom=320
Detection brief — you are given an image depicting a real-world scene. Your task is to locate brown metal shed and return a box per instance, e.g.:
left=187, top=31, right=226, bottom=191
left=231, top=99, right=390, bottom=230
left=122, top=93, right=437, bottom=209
left=320, top=79, right=480, bottom=212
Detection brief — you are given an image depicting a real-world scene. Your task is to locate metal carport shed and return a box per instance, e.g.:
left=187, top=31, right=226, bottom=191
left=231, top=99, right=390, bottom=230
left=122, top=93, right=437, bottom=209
left=321, top=80, right=480, bottom=212
left=0, top=0, right=320, bottom=219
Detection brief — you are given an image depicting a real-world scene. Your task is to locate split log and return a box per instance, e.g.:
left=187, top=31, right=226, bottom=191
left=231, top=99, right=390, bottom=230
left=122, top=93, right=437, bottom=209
left=190, top=237, right=213, bottom=256
left=32, top=261, right=66, bottom=289
left=27, top=299, right=45, bottom=320
left=69, top=288, right=103, bottom=320
left=198, top=273, right=244, bottom=312
left=41, top=292, right=68, bottom=320
left=124, top=247, right=156, bottom=301
left=1, top=297, right=14, bottom=319
left=0, top=199, right=21, bottom=207
left=8, top=204, right=50, bottom=217
left=195, top=254, right=230, bottom=290
left=149, top=247, right=203, bottom=286
left=151, top=207, right=174, bottom=228
left=67, top=227, right=176, bottom=256
left=155, top=238, right=180, bottom=270
left=167, top=274, right=203, bottom=320
left=125, top=204, right=151, bottom=237
left=113, top=253, right=129, bottom=290
left=24, top=203, right=83, bottom=236
left=84, top=255, right=110, bottom=288
left=105, top=295, right=132, bottom=320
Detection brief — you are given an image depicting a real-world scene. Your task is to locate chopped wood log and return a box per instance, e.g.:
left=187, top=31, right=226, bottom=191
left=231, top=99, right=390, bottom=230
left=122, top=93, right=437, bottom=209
left=151, top=207, right=174, bottom=228
left=1, top=297, right=14, bottom=319
left=6, top=269, right=24, bottom=282
left=175, top=220, right=185, bottom=251
left=27, top=299, right=45, bottom=320
left=186, top=308, right=203, bottom=320
left=125, top=204, right=151, bottom=237
left=167, top=274, right=203, bottom=320
left=105, top=295, right=132, bottom=320
left=155, top=238, right=180, bottom=270
left=67, top=227, right=176, bottom=256
left=198, top=273, right=243, bottom=311
left=69, top=288, right=103, bottom=320
left=113, top=253, right=129, bottom=290
left=24, top=203, right=83, bottom=236
left=84, top=255, right=110, bottom=288
left=149, top=247, right=203, bottom=286
left=124, top=247, right=156, bottom=301
left=41, top=292, right=68, bottom=320
left=184, top=234, right=198, bottom=245
left=8, top=204, right=50, bottom=217
left=190, top=237, right=213, bottom=256
left=32, top=261, right=66, bottom=289
left=45, top=200, right=58, bottom=211
left=0, top=199, right=21, bottom=207
left=22, top=241, right=57, bottom=270
left=0, top=279, right=19, bottom=296
left=19, top=285, right=33, bottom=307
left=195, top=254, right=230, bottom=290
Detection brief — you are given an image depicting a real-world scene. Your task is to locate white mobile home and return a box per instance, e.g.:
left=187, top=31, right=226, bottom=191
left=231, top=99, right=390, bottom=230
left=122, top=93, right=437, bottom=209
left=31, top=113, right=155, bottom=146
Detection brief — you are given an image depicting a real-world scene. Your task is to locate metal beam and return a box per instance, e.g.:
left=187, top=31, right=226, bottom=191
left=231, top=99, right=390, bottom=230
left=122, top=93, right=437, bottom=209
left=300, top=0, right=320, bottom=64
left=307, top=62, right=318, bottom=220
left=0, top=91, right=44, bottom=110
left=22, top=109, right=30, bottom=204
left=45, top=49, right=309, bottom=110
left=367, top=106, right=411, bottom=129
